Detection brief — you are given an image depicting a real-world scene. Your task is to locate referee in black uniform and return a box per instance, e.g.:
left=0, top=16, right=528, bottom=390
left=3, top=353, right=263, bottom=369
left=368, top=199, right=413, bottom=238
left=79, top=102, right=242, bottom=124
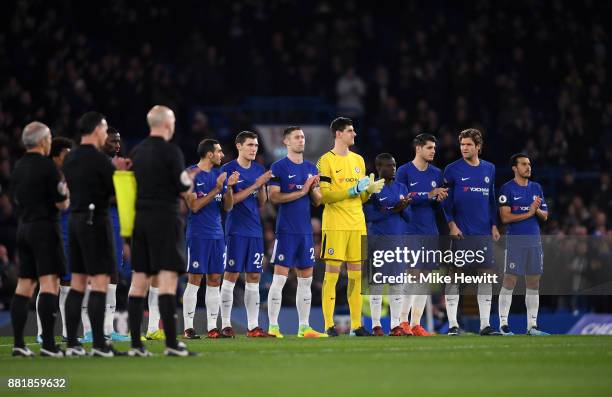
left=62, top=112, right=129, bottom=357
left=9, top=122, right=69, bottom=357
left=127, top=105, right=195, bottom=357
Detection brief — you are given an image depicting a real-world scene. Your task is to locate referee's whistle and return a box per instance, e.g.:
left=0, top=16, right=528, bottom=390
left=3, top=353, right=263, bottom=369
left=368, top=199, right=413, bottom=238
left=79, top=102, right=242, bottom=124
left=87, top=203, right=95, bottom=226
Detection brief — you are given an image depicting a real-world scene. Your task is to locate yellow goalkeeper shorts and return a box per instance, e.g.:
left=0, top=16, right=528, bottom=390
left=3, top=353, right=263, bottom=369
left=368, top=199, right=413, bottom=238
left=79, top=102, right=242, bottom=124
left=321, top=230, right=366, bottom=263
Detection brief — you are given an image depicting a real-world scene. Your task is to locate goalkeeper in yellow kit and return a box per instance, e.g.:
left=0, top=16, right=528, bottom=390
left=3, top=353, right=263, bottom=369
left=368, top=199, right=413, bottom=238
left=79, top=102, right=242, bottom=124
left=316, top=117, right=385, bottom=336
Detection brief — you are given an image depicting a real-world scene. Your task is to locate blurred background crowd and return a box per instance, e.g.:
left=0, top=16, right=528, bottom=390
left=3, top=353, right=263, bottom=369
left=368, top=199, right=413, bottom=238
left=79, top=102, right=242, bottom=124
left=1, top=1, right=611, bottom=320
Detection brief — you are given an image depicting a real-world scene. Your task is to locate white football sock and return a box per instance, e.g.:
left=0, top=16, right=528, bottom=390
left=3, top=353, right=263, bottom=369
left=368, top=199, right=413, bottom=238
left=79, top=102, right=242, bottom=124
left=35, top=292, right=42, bottom=337
left=400, top=294, right=413, bottom=323
left=477, top=283, right=493, bottom=330
left=59, top=286, right=70, bottom=337
left=104, top=283, right=117, bottom=335
left=498, top=287, right=513, bottom=327
left=205, top=285, right=220, bottom=331
left=82, top=286, right=92, bottom=334
left=369, top=295, right=383, bottom=328
left=410, top=295, right=428, bottom=327
left=445, top=283, right=459, bottom=328
left=147, top=286, right=160, bottom=333
left=267, top=275, right=286, bottom=327
left=296, top=277, right=312, bottom=327
left=220, top=280, right=235, bottom=329
left=182, top=283, right=199, bottom=330
left=244, top=282, right=260, bottom=330
left=526, top=288, right=539, bottom=329
left=389, top=285, right=404, bottom=329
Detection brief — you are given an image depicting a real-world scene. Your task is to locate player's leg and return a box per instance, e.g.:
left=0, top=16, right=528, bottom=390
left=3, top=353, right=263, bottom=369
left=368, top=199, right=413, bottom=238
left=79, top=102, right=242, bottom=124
left=410, top=271, right=432, bottom=336
left=388, top=283, right=405, bottom=336
left=203, top=239, right=225, bottom=338
left=267, top=235, right=290, bottom=338
left=294, top=234, right=326, bottom=338
left=499, top=274, right=517, bottom=335
left=145, top=276, right=164, bottom=340
left=475, top=238, right=500, bottom=336
left=369, top=283, right=384, bottom=336
left=183, top=273, right=203, bottom=338
left=444, top=266, right=461, bottom=335
left=525, top=246, right=548, bottom=335
left=220, top=235, right=245, bottom=337
left=59, top=280, right=71, bottom=340
left=244, top=237, right=265, bottom=337
left=321, top=231, right=344, bottom=336
left=346, top=231, right=369, bottom=336
left=106, top=206, right=124, bottom=340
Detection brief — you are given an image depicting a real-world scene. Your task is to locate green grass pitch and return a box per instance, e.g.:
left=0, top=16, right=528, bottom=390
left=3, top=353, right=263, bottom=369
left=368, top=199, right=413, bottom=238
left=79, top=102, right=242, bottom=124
left=1, top=335, right=611, bottom=396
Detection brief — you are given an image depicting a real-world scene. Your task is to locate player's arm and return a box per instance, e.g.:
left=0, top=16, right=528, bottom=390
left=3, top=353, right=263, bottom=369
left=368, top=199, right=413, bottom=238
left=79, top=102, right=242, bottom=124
left=489, top=167, right=500, bottom=240
left=222, top=171, right=239, bottom=212
left=535, top=185, right=548, bottom=221
left=185, top=172, right=227, bottom=213
left=47, top=162, right=70, bottom=210
left=363, top=199, right=388, bottom=223
left=442, top=166, right=461, bottom=236
left=309, top=183, right=322, bottom=207
left=499, top=205, right=536, bottom=224
left=233, top=170, right=273, bottom=205
left=268, top=175, right=318, bottom=204
left=535, top=207, right=548, bottom=221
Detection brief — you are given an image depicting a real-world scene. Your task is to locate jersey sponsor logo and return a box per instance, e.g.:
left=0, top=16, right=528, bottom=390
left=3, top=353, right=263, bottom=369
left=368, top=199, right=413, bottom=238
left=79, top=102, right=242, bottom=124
left=484, top=176, right=490, bottom=183
left=288, top=183, right=304, bottom=190
left=341, top=177, right=359, bottom=183
left=410, top=182, right=418, bottom=186
left=288, top=174, right=296, bottom=179
left=461, top=177, right=470, bottom=181
left=431, top=181, right=437, bottom=187
left=512, top=205, right=530, bottom=211
left=499, top=195, right=507, bottom=204
left=463, top=186, right=489, bottom=195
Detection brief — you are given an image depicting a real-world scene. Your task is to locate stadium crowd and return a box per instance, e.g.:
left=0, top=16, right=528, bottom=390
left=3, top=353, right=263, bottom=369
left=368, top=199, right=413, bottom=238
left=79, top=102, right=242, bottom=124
left=1, top=1, right=611, bottom=317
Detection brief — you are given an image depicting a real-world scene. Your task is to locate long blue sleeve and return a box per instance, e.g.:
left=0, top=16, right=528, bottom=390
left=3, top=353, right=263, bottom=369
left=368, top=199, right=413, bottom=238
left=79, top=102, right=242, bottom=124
left=488, top=165, right=498, bottom=227
left=442, top=166, right=455, bottom=223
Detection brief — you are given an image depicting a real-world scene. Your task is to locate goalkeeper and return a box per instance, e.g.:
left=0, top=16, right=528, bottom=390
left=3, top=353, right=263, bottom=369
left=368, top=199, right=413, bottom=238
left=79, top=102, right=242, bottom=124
left=316, top=117, right=384, bottom=337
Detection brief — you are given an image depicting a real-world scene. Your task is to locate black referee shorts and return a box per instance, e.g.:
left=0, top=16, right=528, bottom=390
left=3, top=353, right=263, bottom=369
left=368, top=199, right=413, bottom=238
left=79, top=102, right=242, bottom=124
left=131, top=210, right=186, bottom=275
left=16, top=220, right=66, bottom=279
left=69, top=213, right=117, bottom=276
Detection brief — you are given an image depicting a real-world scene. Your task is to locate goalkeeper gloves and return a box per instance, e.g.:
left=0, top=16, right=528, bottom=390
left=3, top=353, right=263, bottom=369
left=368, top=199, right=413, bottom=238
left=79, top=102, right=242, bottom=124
left=366, top=173, right=385, bottom=194
left=347, top=173, right=385, bottom=197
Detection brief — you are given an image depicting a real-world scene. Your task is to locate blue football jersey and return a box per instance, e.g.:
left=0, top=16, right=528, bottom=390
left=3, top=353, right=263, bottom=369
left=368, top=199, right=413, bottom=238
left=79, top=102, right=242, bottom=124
left=443, top=158, right=498, bottom=236
left=269, top=157, right=318, bottom=235
left=396, top=161, right=444, bottom=235
left=220, top=159, right=265, bottom=238
left=186, top=165, right=226, bottom=240
left=498, top=179, right=547, bottom=245
left=364, top=180, right=411, bottom=235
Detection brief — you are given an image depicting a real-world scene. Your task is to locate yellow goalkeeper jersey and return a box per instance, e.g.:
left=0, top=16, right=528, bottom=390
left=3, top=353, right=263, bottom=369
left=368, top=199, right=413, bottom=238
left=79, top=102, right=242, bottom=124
left=316, top=150, right=367, bottom=232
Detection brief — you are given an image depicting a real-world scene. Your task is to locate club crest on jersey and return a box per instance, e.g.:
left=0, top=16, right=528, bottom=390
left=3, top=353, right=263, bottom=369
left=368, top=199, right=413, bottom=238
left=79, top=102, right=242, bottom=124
left=484, top=176, right=490, bottom=183
left=499, top=195, right=507, bottom=204
left=431, top=181, right=437, bottom=188
left=192, top=261, right=199, bottom=269
left=355, top=167, right=361, bottom=173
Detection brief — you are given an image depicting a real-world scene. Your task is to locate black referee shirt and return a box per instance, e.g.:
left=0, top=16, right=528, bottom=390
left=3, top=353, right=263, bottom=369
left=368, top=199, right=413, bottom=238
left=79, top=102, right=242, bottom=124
left=62, top=144, right=115, bottom=214
left=9, top=152, right=67, bottom=222
left=131, top=136, right=190, bottom=212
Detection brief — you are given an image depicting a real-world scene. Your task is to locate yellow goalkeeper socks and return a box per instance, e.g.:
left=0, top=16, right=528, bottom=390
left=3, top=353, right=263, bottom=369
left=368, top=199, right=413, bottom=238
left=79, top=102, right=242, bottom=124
left=347, top=270, right=363, bottom=330
left=322, top=272, right=339, bottom=329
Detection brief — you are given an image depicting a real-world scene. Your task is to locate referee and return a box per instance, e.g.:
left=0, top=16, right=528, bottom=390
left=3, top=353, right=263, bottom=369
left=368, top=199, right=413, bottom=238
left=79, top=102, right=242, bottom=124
left=127, top=105, right=195, bottom=357
left=9, top=122, right=69, bottom=357
left=62, top=112, right=129, bottom=357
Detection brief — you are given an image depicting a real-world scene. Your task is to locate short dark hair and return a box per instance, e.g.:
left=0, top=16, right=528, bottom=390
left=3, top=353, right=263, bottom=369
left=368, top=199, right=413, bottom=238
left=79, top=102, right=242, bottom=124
left=78, top=111, right=106, bottom=135
left=330, top=117, right=353, bottom=137
left=50, top=137, right=74, bottom=158
left=413, top=133, right=437, bottom=147
left=510, top=153, right=529, bottom=167
left=375, top=152, right=395, bottom=166
left=107, top=126, right=120, bottom=136
left=283, top=126, right=301, bottom=138
left=235, top=131, right=258, bottom=145
left=197, top=139, right=220, bottom=158
left=458, top=128, right=483, bottom=146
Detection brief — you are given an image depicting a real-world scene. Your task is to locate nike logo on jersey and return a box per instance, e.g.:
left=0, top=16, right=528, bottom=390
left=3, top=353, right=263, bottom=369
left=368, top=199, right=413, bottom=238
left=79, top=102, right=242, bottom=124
left=288, top=174, right=296, bottom=179
left=379, top=197, right=388, bottom=201
left=513, top=196, right=522, bottom=200
left=237, top=180, right=244, bottom=183
left=410, top=182, right=418, bottom=186
left=461, top=177, right=470, bottom=181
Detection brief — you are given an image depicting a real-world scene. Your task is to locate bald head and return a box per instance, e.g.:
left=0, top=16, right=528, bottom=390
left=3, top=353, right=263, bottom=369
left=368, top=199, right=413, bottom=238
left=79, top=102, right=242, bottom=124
left=22, top=122, right=51, bottom=150
left=147, top=106, right=174, bottom=128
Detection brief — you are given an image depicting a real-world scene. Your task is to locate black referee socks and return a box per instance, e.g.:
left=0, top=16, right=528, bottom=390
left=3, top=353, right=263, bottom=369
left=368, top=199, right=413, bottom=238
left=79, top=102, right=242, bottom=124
left=88, top=291, right=107, bottom=349
left=38, top=292, right=59, bottom=350
left=128, top=296, right=145, bottom=348
left=65, top=289, right=84, bottom=346
left=159, top=294, right=178, bottom=349
left=10, top=294, right=30, bottom=348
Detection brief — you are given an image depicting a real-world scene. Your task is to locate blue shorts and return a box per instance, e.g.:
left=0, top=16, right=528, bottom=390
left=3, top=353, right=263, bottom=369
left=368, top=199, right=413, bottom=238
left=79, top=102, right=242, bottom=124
left=187, top=238, right=226, bottom=275
left=505, top=244, right=543, bottom=275
left=110, top=206, right=124, bottom=269
left=225, top=235, right=264, bottom=273
left=271, top=234, right=315, bottom=269
left=452, top=236, right=495, bottom=269
left=407, top=235, right=440, bottom=270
